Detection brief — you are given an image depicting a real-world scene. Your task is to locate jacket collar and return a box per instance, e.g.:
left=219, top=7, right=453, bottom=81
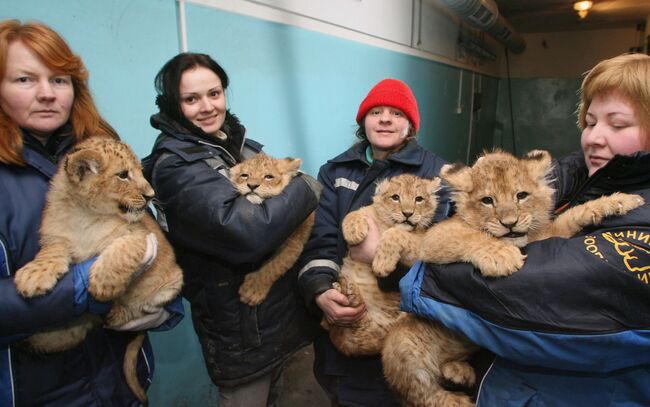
left=329, top=139, right=426, bottom=166
left=563, top=151, right=650, bottom=204
left=150, top=111, right=247, bottom=159
left=21, top=127, right=75, bottom=179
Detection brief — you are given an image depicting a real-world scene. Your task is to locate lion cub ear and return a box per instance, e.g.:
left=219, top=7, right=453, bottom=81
left=65, top=148, right=105, bottom=184
left=427, top=177, right=442, bottom=196
left=374, top=178, right=391, bottom=196
left=522, top=150, right=552, bottom=182
left=440, top=163, right=472, bottom=193
left=278, top=157, right=302, bottom=176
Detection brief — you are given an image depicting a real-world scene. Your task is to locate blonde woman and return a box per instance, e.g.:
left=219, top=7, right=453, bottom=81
left=403, top=53, right=650, bottom=406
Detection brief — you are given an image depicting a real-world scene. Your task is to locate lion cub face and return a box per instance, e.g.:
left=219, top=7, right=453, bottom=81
left=63, top=137, right=154, bottom=223
left=373, top=174, right=441, bottom=232
left=229, top=153, right=301, bottom=204
left=441, top=150, right=554, bottom=247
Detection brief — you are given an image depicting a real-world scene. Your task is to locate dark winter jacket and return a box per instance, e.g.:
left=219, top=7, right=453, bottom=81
left=297, top=139, right=449, bottom=407
left=402, top=151, right=650, bottom=406
left=143, top=112, right=320, bottom=386
left=0, top=130, right=182, bottom=407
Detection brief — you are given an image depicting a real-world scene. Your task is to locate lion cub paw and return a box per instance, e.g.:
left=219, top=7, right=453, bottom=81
left=104, top=305, right=131, bottom=328
left=238, top=273, right=271, bottom=306
left=434, top=391, right=475, bottom=407
left=14, top=261, right=65, bottom=298
left=342, top=217, right=369, bottom=246
left=372, top=253, right=399, bottom=278
left=441, top=361, right=476, bottom=388
left=596, top=193, right=645, bottom=222
left=334, top=277, right=363, bottom=307
left=476, top=245, right=526, bottom=277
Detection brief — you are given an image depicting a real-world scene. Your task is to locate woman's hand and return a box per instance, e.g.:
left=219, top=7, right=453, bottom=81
left=315, top=288, right=366, bottom=326
left=348, top=216, right=380, bottom=264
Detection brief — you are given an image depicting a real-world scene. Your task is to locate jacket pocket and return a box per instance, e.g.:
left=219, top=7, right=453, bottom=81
left=202, top=274, right=261, bottom=353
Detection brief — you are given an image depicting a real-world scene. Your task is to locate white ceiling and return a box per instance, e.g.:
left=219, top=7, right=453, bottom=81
left=494, top=0, right=650, bottom=33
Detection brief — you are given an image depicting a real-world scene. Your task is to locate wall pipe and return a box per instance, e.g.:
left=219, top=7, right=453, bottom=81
left=436, top=0, right=526, bottom=53
left=177, top=0, right=188, bottom=52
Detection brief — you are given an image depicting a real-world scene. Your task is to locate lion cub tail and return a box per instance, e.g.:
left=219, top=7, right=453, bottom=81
left=124, top=332, right=148, bottom=406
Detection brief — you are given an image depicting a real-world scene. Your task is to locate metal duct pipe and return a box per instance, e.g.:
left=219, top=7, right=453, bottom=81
left=439, top=0, right=526, bottom=53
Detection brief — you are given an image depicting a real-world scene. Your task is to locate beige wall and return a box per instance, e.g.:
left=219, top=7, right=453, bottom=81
left=501, top=27, right=638, bottom=78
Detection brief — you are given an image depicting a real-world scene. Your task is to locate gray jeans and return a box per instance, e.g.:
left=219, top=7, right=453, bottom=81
left=218, top=363, right=284, bottom=407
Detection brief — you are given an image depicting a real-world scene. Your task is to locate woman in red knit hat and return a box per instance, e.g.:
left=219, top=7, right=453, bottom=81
left=297, top=78, right=449, bottom=406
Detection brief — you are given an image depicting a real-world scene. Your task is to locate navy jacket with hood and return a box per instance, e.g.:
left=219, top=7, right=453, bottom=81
left=402, top=151, right=650, bottom=406
left=143, top=112, right=320, bottom=387
left=0, top=131, right=182, bottom=407
left=297, top=139, right=448, bottom=407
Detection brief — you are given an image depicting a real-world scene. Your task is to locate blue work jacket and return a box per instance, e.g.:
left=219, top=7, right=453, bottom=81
left=297, top=139, right=449, bottom=407
left=0, top=130, right=182, bottom=406
left=402, top=151, right=650, bottom=406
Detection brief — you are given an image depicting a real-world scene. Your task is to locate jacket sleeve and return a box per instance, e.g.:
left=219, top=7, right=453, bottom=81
left=551, top=151, right=587, bottom=205
left=151, top=152, right=318, bottom=265
left=152, top=296, right=185, bottom=332
left=0, top=237, right=104, bottom=343
left=297, top=166, right=341, bottom=313
left=402, top=202, right=650, bottom=373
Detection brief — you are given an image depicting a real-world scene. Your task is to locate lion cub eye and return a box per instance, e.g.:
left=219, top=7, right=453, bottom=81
left=240, top=173, right=249, bottom=180
left=516, top=191, right=529, bottom=200
left=481, top=196, right=494, bottom=205
left=264, top=174, right=275, bottom=180
left=116, top=170, right=129, bottom=180
left=390, top=194, right=400, bottom=202
left=415, top=196, right=424, bottom=203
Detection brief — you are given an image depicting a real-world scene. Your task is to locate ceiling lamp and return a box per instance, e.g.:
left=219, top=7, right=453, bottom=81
left=573, top=1, right=593, bottom=20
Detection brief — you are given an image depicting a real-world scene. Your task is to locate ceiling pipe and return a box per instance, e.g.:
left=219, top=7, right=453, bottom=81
left=438, top=0, right=526, bottom=53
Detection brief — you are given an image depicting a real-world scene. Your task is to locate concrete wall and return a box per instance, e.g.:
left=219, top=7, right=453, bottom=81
left=491, top=27, right=639, bottom=158
left=501, top=28, right=639, bottom=79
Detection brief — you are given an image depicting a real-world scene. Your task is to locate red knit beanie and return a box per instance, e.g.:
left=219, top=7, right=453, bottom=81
left=355, top=78, right=420, bottom=132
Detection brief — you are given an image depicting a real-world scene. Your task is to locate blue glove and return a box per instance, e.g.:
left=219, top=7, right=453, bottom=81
left=72, top=258, right=111, bottom=315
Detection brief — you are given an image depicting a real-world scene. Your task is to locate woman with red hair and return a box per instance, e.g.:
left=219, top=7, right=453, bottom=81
left=0, top=20, right=181, bottom=406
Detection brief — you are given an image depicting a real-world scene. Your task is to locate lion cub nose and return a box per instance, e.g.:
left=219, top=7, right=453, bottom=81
left=247, top=183, right=259, bottom=191
left=143, top=187, right=155, bottom=202
left=500, top=219, right=517, bottom=229
left=402, top=210, right=413, bottom=218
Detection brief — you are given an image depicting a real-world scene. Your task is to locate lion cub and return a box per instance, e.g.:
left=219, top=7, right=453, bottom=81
left=14, top=136, right=184, bottom=406
left=229, top=153, right=315, bottom=306
left=382, top=149, right=644, bottom=407
left=326, top=174, right=441, bottom=357
left=420, top=149, right=644, bottom=275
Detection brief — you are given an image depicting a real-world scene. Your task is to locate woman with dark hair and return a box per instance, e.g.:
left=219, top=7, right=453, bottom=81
left=0, top=19, right=182, bottom=406
left=143, top=52, right=320, bottom=406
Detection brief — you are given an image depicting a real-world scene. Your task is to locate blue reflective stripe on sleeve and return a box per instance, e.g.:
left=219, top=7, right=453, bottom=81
left=410, top=289, right=650, bottom=372
left=0, top=346, right=15, bottom=407
left=0, top=240, right=10, bottom=277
